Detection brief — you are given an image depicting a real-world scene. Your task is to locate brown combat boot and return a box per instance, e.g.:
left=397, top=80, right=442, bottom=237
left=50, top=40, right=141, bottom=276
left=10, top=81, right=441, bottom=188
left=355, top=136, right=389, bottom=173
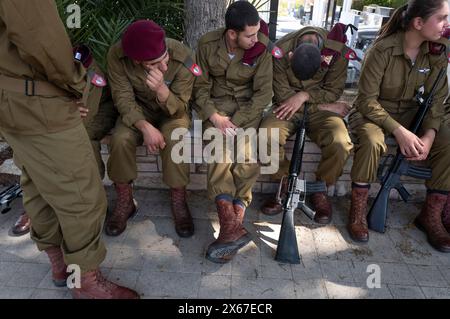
left=71, top=269, right=140, bottom=299
left=44, top=246, right=68, bottom=287
left=442, top=194, right=450, bottom=233
left=206, top=198, right=252, bottom=263
left=311, top=192, right=333, bottom=224
left=347, top=186, right=370, bottom=242
left=260, top=179, right=287, bottom=216
left=105, top=183, right=137, bottom=236
left=11, top=211, right=31, bottom=236
left=170, top=187, right=194, bottom=237
left=415, top=192, right=450, bottom=253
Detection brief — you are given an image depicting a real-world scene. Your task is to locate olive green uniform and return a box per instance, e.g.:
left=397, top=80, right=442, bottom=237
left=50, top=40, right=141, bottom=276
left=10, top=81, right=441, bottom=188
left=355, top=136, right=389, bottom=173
left=83, top=86, right=118, bottom=179
left=106, top=39, right=193, bottom=187
left=260, top=27, right=353, bottom=185
left=193, top=28, right=273, bottom=206
left=349, top=31, right=450, bottom=191
left=0, top=0, right=107, bottom=271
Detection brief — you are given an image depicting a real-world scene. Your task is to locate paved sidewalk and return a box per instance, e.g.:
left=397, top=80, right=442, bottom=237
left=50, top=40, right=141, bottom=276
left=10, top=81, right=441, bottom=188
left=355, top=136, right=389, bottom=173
left=0, top=187, right=449, bottom=299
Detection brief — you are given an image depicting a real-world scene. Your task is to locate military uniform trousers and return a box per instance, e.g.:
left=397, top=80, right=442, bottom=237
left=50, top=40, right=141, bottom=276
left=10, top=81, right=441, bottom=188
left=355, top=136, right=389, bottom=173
left=203, top=114, right=262, bottom=208
left=259, top=109, right=353, bottom=186
left=107, top=110, right=191, bottom=188
left=84, top=98, right=118, bottom=179
left=0, top=124, right=107, bottom=272
left=350, top=111, right=450, bottom=191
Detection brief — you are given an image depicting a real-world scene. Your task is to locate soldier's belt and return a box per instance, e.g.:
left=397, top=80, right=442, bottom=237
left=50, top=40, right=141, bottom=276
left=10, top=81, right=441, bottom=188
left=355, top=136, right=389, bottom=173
left=0, top=74, right=71, bottom=97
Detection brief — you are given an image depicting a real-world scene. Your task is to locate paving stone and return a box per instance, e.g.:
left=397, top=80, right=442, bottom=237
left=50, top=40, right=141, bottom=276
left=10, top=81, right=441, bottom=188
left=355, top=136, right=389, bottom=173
left=136, top=271, right=201, bottom=299
left=320, top=260, right=355, bottom=283
left=31, top=288, right=69, bottom=299
left=231, top=276, right=296, bottom=299
left=198, top=275, right=231, bottom=299
left=294, top=279, right=328, bottom=299
left=325, top=281, right=393, bottom=299
left=6, top=263, right=50, bottom=288
left=421, top=287, right=450, bottom=299
left=407, top=265, right=448, bottom=288
left=387, top=284, right=425, bottom=299
left=350, top=261, right=417, bottom=286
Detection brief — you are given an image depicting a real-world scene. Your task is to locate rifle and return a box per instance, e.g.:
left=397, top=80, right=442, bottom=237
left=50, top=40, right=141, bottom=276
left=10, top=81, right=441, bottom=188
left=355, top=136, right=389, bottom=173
left=275, top=104, right=326, bottom=264
left=368, top=68, right=446, bottom=233
left=0, top=183, right=22, bottom=214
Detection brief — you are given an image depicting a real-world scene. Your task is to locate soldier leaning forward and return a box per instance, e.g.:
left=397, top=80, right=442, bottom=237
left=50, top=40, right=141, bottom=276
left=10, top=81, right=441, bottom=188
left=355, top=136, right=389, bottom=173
left=193, top=2, right=273, bottom=263
left=0, top=0, right=138, bottom=298
left=260, top=23, right=356, bottom=224
left=106, top=20, right=199, bottom=237
left=348, top=0, right=450, bottom=251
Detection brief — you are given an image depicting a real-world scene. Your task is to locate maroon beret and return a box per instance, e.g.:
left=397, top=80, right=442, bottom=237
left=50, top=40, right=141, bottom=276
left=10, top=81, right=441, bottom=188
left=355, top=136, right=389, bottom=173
left=122, top=20, right=166, bottom=61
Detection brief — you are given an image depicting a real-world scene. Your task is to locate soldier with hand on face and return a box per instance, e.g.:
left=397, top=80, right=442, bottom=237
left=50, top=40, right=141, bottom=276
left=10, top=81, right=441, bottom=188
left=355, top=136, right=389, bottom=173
left=106, top=20, right=199, bottom=238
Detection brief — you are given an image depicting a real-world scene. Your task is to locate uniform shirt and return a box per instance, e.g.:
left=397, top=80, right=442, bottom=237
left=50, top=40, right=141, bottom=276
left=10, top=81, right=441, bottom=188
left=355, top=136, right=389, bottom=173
left=193, top=28, right=273, bottom=127
left=0, top=0, right=86, bottom=135
left=107, top=38, right=195, bottom=128
left=355, top=31, right=448, bottom=134
left=273, top=26, right=349, bottom=112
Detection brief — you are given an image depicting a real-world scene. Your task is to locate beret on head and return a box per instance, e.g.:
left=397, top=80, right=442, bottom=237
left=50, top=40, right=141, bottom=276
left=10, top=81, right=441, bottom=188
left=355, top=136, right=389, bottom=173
left=291, top=43, right=321, bottom=81
left=122, top=20, right=166, bottom=61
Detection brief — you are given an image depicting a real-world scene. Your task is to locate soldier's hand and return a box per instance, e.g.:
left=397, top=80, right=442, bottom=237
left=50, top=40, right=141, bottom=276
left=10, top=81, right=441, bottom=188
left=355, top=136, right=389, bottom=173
left=393, top=126, right=425, bottom=158
left=318, top=102, right=351, bottom=118
left=274, top=91, right=310, bottom=120
left=75, top=100, right=89, bottom=118
left=135, top=120, right=166, bottom=153
left=209, top=113, right=237, bottom=136
left=407, top=129, right=436, bottom=161
left=145, top=68, right=165, bottom=92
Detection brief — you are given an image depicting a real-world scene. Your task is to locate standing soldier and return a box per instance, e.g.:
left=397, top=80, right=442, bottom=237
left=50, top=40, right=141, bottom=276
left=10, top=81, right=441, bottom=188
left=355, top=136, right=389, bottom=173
left=348, top=0, right=450, bottom=251
left=193, top=1, right=273, bottom=263
left=260, top=24, right=354, bottom=224
left=106, top=20, right=198, bottom=237
left=0, top=0, right=138, bottom=298
left=9, top=44, right=118, bottom=237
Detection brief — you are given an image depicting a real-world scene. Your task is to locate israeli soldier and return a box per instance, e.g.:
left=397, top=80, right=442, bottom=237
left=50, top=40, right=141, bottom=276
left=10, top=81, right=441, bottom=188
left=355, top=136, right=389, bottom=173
left=193, top=1, right=273, bottom=263
left=0, top=0, right=138, bottom=298
left=10, top=45, right=118, bottom=237
left=260, top=24, right=354, bottom=224
left=348, top=1, right=450, bottom=251
left=106, top=20, right=198, bottom=237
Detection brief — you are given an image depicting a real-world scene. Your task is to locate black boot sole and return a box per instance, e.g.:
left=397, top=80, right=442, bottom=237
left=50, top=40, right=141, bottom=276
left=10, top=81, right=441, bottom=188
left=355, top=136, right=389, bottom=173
left=206, top=233, right=252, bottom=264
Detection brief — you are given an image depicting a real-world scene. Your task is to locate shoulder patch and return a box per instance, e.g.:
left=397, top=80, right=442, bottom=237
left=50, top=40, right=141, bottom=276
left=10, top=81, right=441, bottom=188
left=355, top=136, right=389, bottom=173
left=87, top=69, right=107, bottom=87
left=184, top=56, right=202, bottom=76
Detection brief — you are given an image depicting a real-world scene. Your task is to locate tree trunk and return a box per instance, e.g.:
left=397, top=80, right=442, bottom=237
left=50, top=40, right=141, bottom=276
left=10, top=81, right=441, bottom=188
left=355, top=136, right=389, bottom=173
left=184, top=0, right=227, bottom=51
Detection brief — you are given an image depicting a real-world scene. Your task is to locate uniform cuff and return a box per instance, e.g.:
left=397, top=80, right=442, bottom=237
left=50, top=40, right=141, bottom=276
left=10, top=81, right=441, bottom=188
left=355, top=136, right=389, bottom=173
left=231, top=113, right=245, bottom=127
left=158, top=91, right=180, bottom=116
left=200, top=101, right=218, bottom=121
left=383, top=116, right=402, bottom=134
left=123, top=111, right=146, bottom=128
left=422, top=118, right=441, bottom=133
